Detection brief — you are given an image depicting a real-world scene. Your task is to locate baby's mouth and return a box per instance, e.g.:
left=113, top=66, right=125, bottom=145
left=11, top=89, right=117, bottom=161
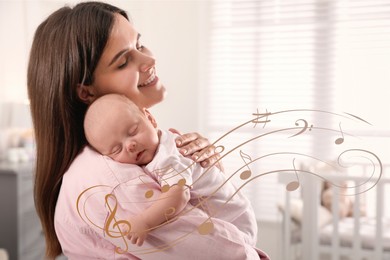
left=136, top=150, right=145, bottom=161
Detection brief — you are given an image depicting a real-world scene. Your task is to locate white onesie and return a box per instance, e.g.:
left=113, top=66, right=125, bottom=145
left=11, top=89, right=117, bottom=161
left=144, top=129, right=258, bottom=245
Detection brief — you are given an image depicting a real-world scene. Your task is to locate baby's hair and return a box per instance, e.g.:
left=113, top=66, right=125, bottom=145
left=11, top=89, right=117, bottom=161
left=85, top=94, right=140, bottom=123
left=83, top=94, right=143, bottom=147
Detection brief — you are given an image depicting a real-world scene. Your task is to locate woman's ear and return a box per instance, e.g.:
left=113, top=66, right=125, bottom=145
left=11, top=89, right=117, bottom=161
left=144, top=109, right=158, bottom=128
left=77, top=84, right=96, bottom=104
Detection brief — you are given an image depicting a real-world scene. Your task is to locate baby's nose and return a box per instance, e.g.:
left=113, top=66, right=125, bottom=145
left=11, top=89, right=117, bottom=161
left=126, top=141, right=136, bottom=152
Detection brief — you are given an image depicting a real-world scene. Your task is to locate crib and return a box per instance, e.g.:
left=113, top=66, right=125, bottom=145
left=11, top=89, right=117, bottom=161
left=278, top=162, right=390, bottom=260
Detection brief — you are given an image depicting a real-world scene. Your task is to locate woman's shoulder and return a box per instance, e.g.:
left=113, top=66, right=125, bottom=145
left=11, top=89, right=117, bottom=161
left=66, top=146, right=109, bottom=176
left=64, top=145, right=143, bottom=185
left=72, top=145, right=106, bottom=166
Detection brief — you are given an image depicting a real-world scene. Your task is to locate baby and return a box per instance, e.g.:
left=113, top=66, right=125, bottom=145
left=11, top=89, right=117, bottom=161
left=84, top=94, right=258, bottom=247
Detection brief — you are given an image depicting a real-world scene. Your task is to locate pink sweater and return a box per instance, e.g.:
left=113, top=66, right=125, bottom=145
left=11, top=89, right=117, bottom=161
left=54, top=146, right=269, bottom=259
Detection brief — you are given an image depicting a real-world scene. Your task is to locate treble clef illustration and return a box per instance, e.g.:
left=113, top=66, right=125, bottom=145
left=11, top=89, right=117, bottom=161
left=104, top=194, right=131, bottom=254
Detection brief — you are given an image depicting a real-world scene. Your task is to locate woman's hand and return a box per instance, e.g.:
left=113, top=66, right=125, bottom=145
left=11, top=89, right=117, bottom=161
left=169, top=128, right=224, bottom=171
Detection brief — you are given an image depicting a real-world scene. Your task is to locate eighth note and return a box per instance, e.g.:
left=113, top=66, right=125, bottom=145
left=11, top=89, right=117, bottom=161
left=177, top=178, right=186, bottom=187
left=239, top=150, right=253, bottom=180
left=286, top=159, right=300, bottom=192
left=152, top=165, right=175, bottom=193
left=157, top=164, right=189, bottom=192
left=145, top=190, right=154, bottom=199
left=161, top=183, right=171, bottom=193
left=335, top=122, right=345, bottom=145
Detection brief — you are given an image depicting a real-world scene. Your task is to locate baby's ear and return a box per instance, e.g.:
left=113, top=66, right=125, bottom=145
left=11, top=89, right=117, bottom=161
left=144, top=109, right=158, bottom=128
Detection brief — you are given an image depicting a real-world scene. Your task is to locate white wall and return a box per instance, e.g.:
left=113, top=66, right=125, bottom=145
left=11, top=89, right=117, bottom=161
left=0, top=1, right=29, bottom=102
left=111, top=0, right=204, bottom=133
left=0, top=2, right=283, bottom=257
left=0, top=0, right=204, bottom=133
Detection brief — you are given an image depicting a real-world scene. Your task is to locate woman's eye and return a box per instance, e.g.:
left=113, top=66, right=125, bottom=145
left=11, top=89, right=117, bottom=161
left=118, top=58, right=128, bottom=69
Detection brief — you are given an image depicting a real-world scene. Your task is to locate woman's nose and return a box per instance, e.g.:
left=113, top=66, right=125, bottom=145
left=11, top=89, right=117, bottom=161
left=138, top=52, right=155, bottom=73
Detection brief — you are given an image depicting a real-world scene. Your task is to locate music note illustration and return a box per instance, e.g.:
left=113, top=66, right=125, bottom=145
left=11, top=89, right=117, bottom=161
left=239, top=150, right=253, bottom=180
left=144, top=190, right=154, bottom=199
left=104, top=194, right=131, bottom=254
left=252, top=108, right=271, bottom=128
left=214, top=145, right=225, bottom=154
left=335, top=122, right=345, bottom=145
left=289, top=119, right=311, bottom=138
left=154, top=163, right=189, bottom=193
left=170, top=166, right=188, bottom=187
left=286, top=159, right=301, bottom=192
left=198, top=220, right=214, bottom=235
left=177, top=178, right=187, bottom=187
left=196, top=196, right=215, bottom=235
left=164, top=206, right=177, bottom=222
left=153, top=165, right=174, bottom=193
left=161, top=180, right=171, bottom=193
left=138, top=174, right=155, bottom=199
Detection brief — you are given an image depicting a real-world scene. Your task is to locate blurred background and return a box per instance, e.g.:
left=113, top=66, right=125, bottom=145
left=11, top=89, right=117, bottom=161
left=1, top=0, right=389, bottom=259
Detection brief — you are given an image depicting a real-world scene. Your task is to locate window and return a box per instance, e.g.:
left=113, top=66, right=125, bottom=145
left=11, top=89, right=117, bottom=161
left=201, top=0, right=390, bottom=221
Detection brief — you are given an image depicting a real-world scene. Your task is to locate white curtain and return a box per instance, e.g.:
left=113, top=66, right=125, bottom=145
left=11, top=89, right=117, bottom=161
left=201, top=0, right=390, bottom=221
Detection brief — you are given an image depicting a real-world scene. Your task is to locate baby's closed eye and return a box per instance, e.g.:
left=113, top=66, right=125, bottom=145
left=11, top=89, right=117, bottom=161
left=107, top=145, right=122, bottom=156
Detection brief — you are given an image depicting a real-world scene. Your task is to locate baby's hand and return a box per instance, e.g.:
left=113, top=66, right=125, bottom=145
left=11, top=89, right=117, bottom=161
left=127, top=216, right=150, bottom=246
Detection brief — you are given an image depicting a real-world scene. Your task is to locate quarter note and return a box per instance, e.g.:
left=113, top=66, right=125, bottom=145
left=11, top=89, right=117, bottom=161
left=335, top=122, right=344, bottom=145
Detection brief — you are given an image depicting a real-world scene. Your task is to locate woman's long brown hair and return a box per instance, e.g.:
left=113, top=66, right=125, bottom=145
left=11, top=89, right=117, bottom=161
left=27, top=2, right=128, bottom=258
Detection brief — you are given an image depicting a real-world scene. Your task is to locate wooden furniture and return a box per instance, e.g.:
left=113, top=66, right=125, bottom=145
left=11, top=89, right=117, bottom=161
left=0, top=162, right=45, bottom=260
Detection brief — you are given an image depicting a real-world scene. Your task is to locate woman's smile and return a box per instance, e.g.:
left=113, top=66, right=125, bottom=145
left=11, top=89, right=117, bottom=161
left=139, top=69, right=158, bottom=88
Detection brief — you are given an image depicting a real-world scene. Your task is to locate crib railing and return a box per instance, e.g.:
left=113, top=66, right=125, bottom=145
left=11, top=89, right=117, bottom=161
left=279, top=163, right=390, bottom=260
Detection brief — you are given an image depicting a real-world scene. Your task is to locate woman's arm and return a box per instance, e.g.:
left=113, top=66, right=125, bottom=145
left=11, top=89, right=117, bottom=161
left=127, top=185, right=190, bottom=246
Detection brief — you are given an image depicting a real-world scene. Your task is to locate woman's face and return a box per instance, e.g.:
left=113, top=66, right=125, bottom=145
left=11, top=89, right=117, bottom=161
left=89, top=14, right=166, bottom=108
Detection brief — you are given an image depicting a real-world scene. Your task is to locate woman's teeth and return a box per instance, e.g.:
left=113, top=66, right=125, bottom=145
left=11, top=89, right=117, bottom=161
left=139, top=73, right=156, bottom=87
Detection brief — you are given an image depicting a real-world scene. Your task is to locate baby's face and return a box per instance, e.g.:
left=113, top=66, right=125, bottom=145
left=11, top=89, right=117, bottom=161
left=89, top=101, right=159, bottom=165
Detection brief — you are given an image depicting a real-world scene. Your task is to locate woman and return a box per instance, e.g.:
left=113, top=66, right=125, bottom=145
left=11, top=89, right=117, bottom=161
left=28, top=2, right=268, bottom=259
